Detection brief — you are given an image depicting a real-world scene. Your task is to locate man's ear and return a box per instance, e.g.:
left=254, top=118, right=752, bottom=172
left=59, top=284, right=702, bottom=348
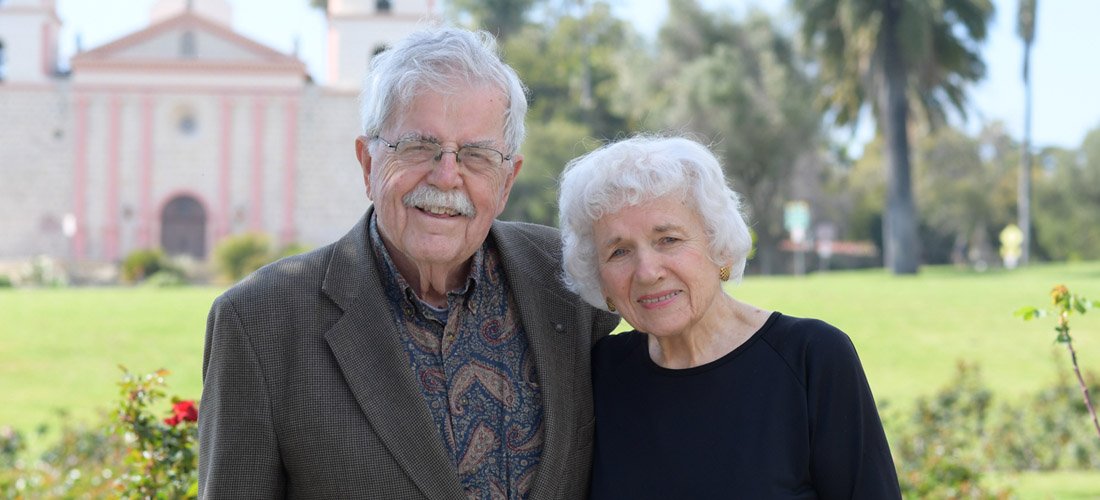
left=495, top=153, right=523, bottom=217
left=355, top=135, right=374, bottom=197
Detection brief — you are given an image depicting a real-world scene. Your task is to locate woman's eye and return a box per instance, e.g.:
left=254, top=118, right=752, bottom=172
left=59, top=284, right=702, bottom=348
left=659, top=236, right=680, bottom=245
left=609, top=248, right=627, bottom=259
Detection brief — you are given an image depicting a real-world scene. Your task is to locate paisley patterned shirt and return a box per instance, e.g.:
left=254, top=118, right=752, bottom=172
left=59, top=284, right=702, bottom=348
left=369, top=215, right=544, bottom=499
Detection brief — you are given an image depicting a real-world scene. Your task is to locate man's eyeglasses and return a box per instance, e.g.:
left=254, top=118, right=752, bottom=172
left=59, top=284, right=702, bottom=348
left=374, top=136, right=512, bottom=173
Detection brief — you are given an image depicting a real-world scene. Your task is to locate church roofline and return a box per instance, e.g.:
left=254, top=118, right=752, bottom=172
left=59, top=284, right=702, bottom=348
left=70, top=9, right=306, bottom=74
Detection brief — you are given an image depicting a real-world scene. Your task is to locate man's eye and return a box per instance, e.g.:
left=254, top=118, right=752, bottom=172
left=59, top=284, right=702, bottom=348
left=462, top=149, right=493, bottom=162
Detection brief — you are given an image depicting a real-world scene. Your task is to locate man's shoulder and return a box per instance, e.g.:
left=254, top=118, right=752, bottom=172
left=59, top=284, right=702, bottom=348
left=493, top=220, right=561, bottom=242
left=217, top=244, right=335, bottom=305
left=491, top=220, right=563, bottom=259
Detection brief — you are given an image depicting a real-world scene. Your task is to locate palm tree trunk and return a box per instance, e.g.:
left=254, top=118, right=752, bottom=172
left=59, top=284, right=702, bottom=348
left=1019, top=40, right=1033, bottom=266
left=877, top=0, right=920, bottom=274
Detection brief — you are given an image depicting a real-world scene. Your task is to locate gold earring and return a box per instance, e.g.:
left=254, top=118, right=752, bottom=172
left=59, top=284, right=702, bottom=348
left=605, top=297, right=617, bottom=312
left=719, top=266, right=731, bottom=282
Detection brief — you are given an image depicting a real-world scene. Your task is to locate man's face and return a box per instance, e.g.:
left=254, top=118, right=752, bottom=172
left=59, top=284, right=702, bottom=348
left=356, top=84, right=522, bottom=272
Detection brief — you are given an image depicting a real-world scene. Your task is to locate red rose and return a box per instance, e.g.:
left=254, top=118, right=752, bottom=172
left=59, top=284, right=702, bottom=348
left=171, top=400, right=198, bottom=423
left=164, top=415, right=181, bottom=427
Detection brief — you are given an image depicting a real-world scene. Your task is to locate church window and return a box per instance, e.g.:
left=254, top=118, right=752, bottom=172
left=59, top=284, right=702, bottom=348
left=180, top=31, right=197, bottom=58
left=177, top=106, right=198, bottom=136
left=376, top=0, right=392, bottom=13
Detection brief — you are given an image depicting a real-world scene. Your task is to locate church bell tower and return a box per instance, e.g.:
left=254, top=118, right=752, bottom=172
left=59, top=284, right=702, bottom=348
left=325, top=0, right=436, bottom=91
left=0, top=0, right=62, bottom=83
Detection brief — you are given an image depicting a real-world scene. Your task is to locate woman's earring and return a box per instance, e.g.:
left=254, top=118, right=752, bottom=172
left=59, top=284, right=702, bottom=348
left=605, top=297, right=617, bottom=312
left=719, top=266, right=731, bottom=282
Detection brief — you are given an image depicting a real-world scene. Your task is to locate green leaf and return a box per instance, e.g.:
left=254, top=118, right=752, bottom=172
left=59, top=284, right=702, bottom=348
left=1014, top=306, right=1042, bottom=320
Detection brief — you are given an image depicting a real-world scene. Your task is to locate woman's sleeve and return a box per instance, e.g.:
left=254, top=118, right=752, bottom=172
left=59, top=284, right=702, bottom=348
left=804, top=324, right=902, bottom=499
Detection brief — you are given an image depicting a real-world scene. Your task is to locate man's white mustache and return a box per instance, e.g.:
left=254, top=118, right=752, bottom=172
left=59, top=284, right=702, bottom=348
left=403, top=185, right=476, bottom=217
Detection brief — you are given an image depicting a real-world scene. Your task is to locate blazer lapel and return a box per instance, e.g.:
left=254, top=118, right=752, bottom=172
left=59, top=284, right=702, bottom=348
left=321, top=211, right=466, bottom=499
left=491, top=223, right=585, bottom=499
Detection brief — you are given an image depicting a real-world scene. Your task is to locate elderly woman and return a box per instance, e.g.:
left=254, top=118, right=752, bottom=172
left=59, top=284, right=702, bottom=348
left=558, top=136, right=901, bottom=499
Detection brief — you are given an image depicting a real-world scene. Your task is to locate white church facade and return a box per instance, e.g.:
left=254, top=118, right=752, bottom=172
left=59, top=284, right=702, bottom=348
left=0, top=0, right=435, bottom=270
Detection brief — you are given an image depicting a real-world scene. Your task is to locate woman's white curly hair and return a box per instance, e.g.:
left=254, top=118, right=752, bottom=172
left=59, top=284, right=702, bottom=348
left=558, top=135, right=753, bottom=310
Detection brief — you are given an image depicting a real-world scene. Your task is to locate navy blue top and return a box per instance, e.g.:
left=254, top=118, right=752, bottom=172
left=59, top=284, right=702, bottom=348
left=589, top=312, right=901, bottom=499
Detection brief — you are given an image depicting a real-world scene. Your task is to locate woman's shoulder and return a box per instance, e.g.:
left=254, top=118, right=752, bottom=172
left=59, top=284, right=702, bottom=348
left=593, top=330, right=645, bottom=363
left=761, top=313, right=858, bottom=361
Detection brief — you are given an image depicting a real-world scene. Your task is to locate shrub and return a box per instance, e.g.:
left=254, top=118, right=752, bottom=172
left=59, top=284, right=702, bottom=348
left=19, top=255, right=68, bottom=287
left=887, top=362, right=1012, bottom=498
left=0, top=369, right=198, bottom=498
left=0, top=275, right=12, bottom=288
left=143, top=269, right=188, bottom=287
left=114, top=367, right=199, bottom=498
left=213, top=233, right=272, bottom=282
left=213, top=233, right=310, bottom=282
left=120, top=249, right=183, bottom=284
left=989, top=371, right=1100, bottom=471
left=0, top=412, right=125, bottom=498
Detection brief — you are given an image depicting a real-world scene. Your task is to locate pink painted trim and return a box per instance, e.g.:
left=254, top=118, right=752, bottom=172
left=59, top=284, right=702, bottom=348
left=105, top=95, right=122, bottom=261
left=73, top=96, right=89, bottom=260
left=218, top=97, right=234, bottom=240
left=40, top=22, right=51, bottom=77
left=71, top=84, right=301, bottom=97
left=281, top=99, right=298, bottom=244
left=327, top=28, right=339, bottom=84
left=139, top=96, right=155, bottom=248
left=250, top=99, right=266, bottom=232
left=73, top=60, right=306, bottom=74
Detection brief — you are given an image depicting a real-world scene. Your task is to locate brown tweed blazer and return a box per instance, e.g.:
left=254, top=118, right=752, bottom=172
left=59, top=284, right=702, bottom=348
left=198, top=209, right=619, bottom=499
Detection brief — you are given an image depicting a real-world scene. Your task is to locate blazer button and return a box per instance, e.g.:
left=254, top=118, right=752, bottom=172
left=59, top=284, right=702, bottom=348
left=554, top=323, right=564, bottom=332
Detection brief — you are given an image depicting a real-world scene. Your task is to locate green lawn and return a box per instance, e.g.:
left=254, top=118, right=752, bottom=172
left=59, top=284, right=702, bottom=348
left=3, top=262, right=1100, bottom=496
left=732, top=261, right=1100, bottom=408
left=0, top=286, right=217, bottom=450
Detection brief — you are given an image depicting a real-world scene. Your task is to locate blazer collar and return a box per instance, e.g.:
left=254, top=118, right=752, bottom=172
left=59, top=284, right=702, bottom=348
left=322, top=208, right=466, bottom=498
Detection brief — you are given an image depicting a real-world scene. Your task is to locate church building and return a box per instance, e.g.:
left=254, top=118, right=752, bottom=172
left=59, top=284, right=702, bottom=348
left=0, top=0, right=434, bottom=270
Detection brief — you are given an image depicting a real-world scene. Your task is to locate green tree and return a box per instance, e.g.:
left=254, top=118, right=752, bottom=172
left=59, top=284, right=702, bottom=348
left=449, top=0, right=540, bottom=41
left=911, top=126, right=1015, bottom=265
left=500, top=2, right=636, bottom=224
left=504, top=2, right=633, bottom=138
left=1016, top=0, right=1038, bottom=265
left=1032, top=128, right=1100, bottom=261
left=794, top=0, right=994, bottom=274
left=622, top=0, right=822, bottom=273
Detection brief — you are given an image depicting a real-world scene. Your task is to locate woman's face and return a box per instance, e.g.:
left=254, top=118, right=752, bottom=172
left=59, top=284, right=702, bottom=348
left=594, top=194, right=725, bottom=339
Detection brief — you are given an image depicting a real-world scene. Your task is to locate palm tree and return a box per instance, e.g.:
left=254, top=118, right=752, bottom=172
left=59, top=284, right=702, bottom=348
left=1017, top=0, right=1037, bottom=266
left=794, top=0, right=994, bottom=274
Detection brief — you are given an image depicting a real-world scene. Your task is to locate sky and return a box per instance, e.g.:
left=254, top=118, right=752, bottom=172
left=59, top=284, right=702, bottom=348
left=53, top=0, right=1100, bottom=151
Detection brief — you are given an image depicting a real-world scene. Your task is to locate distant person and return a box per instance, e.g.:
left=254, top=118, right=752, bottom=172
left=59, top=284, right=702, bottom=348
left=198, top=26, right=619, bottom=498
left=558, top=135, right=901, bottom=499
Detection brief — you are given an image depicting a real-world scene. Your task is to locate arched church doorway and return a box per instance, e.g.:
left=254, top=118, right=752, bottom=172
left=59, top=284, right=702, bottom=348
left=161, top=195, right=206, bottom=259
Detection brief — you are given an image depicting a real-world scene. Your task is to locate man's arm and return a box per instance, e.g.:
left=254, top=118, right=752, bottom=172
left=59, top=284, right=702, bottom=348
left=199, top=295, right=285, bottom=498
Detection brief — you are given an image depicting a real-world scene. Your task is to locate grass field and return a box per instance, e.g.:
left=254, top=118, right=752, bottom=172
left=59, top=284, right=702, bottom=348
left=3, top=261, right=1100, bottom=496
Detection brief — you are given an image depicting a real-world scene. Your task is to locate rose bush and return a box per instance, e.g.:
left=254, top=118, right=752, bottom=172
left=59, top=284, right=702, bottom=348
left=114, top=367, right=199, bottom=498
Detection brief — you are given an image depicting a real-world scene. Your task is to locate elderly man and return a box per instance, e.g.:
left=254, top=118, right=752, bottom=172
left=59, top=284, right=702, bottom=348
left=198, top=27, right=619, bottom=498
